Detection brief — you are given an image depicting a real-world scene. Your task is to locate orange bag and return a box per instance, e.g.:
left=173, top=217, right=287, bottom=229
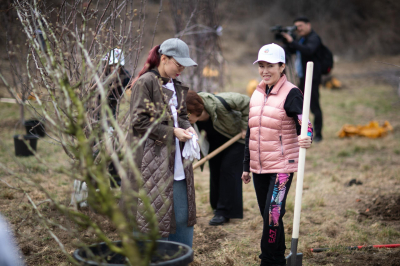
left=337, top=121, right=393, bottom=138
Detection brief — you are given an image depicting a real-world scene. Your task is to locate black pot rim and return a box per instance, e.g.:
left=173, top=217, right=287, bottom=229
left=73, top=240, right=193, bottom=266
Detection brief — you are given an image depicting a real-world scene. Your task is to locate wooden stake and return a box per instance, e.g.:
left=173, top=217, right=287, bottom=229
left=193, top=132, right=242, bottom=170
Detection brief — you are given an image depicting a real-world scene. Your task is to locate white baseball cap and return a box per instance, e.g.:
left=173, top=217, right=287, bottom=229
left=253, top=43, right=285, bottom=64
left=102, top=48, right=125, bottom=66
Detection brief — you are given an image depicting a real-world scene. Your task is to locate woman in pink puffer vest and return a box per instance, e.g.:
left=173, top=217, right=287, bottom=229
left=241, top=43, right=312, bottom=266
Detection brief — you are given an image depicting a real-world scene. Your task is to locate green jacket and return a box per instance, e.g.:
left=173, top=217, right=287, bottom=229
left=198, top=92, right=250, bottom=144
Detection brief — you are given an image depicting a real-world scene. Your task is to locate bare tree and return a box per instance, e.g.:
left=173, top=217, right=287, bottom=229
left=0, top=0, right=179, bottom=265
left=169, top=0, right=225, bottom=92
left=1, top=0, right=34, bottom=126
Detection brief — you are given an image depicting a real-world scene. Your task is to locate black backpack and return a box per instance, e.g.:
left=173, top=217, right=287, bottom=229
left=319, top=43, right=334, bottom=75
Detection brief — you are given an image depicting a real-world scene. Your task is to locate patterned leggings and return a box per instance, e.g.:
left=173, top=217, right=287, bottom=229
left=253, top=173, right=294, bottom=266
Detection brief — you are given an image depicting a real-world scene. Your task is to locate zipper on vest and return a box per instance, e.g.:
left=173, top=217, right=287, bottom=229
left=279, top=135, right=284, bottom=155
left=258, top=96, right=268, bottom=174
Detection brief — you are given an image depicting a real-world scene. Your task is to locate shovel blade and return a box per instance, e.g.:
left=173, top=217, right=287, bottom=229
left=286, top=252, right=303, bottom=266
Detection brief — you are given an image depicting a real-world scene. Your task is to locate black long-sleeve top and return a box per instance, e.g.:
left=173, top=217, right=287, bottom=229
left=243, top=86, right=304, bottom=172
left=286, top=30, right=323, bottom=80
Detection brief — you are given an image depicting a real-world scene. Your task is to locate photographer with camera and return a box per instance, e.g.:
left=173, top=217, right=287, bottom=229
left=281, top=17, right=324, bottom=142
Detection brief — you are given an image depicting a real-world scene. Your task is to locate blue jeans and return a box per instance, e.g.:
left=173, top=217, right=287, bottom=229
left=162, top=179, right=194, bottom=247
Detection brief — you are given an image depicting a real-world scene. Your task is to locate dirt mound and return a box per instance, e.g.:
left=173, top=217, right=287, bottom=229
left=308, top=249, right=400, bottom=266
left=193, top=225, right=227, bottom=255
left=359, top=194, right=400, bottom=221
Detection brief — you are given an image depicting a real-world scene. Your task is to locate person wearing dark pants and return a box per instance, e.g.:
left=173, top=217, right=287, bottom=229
left=242, top=43, right=312, bottom=266
left=282, top=16, right=324, bottom=142
left=252, top=173, right=293, bottom=265
left=186, top=91, right=249, bottom=225
left=209, top=141, right=244, bottom=220
left=98, top=48, right=131, bottom=187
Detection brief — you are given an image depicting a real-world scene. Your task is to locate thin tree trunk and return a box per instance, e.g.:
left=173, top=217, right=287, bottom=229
left=19, top=103, right=24, bottom=125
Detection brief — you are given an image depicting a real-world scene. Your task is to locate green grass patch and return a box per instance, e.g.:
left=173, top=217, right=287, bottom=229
left=337, top=150, right=352, bottom=157
left=377, top=227, right=400, bottom=242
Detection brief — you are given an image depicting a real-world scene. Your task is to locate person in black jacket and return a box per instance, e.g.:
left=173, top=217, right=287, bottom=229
left=102, top=49, right=131, bottom=187
left=101, top=48, right=131, bottom=119
left=282, top=17, right=324, bottom=142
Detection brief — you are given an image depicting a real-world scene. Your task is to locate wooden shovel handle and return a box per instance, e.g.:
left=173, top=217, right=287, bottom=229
left=193, top=132, right=242, bottom=170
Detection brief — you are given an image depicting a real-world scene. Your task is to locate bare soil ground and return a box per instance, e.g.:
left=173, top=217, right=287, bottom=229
left=1, top=57, right=400, bottom=266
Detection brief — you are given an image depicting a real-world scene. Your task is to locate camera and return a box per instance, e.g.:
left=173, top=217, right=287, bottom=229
left=270, top=25, right=297, bottom=42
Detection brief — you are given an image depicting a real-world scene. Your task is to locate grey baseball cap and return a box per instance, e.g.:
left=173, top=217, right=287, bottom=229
left=159, top=38, right=198, bottom=67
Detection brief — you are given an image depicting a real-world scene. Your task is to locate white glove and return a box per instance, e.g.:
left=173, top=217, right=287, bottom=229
left=182, top=133, right=200, bottom=161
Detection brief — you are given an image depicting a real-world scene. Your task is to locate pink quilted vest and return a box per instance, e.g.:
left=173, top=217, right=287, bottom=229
left=248, top=75, right=300, bottom=174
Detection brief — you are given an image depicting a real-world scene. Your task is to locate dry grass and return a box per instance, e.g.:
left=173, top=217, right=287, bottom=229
left=1, top=56, right=400, bottom=265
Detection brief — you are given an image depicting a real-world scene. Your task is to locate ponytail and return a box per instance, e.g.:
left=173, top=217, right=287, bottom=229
left=129, top=45, right=161, bottom=88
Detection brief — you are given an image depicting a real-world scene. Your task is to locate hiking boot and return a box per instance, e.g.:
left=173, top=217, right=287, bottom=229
left=209, top=215, right=229, bottom=226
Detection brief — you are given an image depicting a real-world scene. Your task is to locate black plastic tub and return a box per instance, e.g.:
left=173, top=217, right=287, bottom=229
left=73, top=240, right=193, bottom=266
left=24, top=119, right=46, bottom=137
left=13, top=135, right=39, bottom=156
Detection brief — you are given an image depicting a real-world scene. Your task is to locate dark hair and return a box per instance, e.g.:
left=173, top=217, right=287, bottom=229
left=186, top=91, right=204, bottom=116
left=105, top=64, right=125, bottom=76
left=279, top=62, right=286, bottom=76
left=130, top=45, right=161, bottom=87
left=293, top=16, right=310, bottom=23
